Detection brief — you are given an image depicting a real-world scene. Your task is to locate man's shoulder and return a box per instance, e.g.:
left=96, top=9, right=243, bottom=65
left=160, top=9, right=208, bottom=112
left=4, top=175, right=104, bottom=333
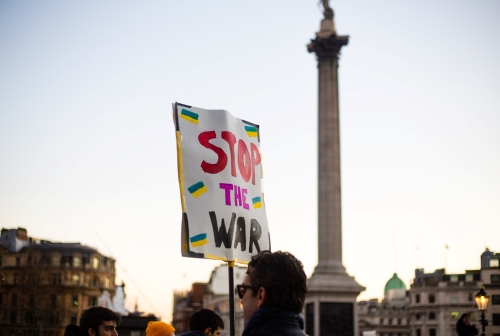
left=64, top=324, right=87, bottom=336
left=179, top=330, right=207, bottom=336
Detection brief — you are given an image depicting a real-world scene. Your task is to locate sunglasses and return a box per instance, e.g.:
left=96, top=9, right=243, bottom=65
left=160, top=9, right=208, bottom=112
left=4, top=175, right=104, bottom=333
left=236, top=284, right=257, bottom=299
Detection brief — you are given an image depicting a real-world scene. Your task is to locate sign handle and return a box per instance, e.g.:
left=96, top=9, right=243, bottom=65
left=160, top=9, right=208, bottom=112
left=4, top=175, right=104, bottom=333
left=228, top=260, right=235, bottom=336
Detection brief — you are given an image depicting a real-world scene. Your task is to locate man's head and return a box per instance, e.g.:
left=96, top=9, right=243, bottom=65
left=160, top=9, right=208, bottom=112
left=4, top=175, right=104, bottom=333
left=238, top=250, right=308, bottom=324
left=145, top=321, right=175, bottom=336
left=80, top=306, right=121, bottom=336
left=189, top=309, right=224, bottom=336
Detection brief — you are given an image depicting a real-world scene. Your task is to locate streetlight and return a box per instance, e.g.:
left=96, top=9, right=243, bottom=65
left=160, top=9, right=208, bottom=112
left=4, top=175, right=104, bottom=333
left=475, top=286, right=489, bottom=336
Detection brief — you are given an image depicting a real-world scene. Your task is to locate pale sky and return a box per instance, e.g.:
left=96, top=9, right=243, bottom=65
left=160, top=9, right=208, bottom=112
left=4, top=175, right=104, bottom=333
left=1, top=0, right=499, bottom=321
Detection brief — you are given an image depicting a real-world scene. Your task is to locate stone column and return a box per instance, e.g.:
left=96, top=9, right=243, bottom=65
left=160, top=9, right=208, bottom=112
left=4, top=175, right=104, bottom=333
left=304, top=4, right=365, bottom=336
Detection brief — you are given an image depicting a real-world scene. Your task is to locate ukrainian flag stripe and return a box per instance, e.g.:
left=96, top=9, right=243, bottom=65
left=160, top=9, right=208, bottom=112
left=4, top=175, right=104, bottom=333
left=190, top=233, right=208, bottom=247
left=180, top=109, right=199, bottom=124
left=245, top=126, right=257, bottom=133
left=181, top=109, right=199, bottom=120
left=188, top=181, right=208, bottom=198
left=252, top=196, right=262, bottom=209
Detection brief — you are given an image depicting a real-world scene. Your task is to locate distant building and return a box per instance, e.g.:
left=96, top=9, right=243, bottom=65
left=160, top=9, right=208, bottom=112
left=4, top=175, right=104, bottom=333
left=358, top=247, right=500, bottom=336
left=172, top=282, right=207, bottom=333
left=171, top=263, right=247, bottom=336
left=408, top=267, right=480, bottom=336
left=204, top=264, right=247, bottom=336
left=480, top=249, right=500, bottom=336
left=0, top=227, right=116, bottom=336
left=358, top=273, right=410, bottom=336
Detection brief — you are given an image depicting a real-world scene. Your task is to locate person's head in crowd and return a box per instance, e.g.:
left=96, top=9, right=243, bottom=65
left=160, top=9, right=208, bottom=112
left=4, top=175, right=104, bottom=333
left=189, top=309, right=224, bottom=336
left=80, top=306, right=122, bottom=336
left=238, top=250, right=308, bottom=324
left=146, top=321, right=176, bottom=336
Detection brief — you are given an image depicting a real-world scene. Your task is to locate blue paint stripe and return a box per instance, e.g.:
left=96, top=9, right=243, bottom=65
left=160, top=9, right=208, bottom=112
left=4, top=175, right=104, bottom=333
left=181, top=109, right=199, bottom=120
left=252, top=196, right=261, bottom=204
left=190, top=233, right=207, bottom=243
left=245, top=125, right=257, bottom=133
left=188, top=181, right=205, bottom=193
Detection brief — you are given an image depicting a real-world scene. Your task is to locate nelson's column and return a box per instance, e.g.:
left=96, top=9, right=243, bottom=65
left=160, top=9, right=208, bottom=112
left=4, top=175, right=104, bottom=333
left=305, top=2, right=365, bottom=336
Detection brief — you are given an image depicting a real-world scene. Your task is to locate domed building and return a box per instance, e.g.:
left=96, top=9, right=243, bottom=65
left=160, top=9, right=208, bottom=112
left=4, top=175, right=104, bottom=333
left=383, top=273, right=407, bottom=307
left=358, top=273, right=410, bottom=336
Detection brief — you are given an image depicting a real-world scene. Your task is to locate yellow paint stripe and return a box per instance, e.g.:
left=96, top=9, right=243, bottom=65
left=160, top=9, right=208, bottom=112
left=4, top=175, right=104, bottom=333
left=246, top=131, right=258, bottom=137
left=253, top=202, right=262, bottom=209
left=192, top=185, right=208, bottom=198
left=191, top=239, right=208, bottom=247
left=180, top=114, right=199, bottom=124
left=176, top=131, right=186, bottom=212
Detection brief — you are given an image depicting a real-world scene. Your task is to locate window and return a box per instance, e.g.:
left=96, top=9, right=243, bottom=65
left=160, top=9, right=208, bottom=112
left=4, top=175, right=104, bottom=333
left=429, top=329, right=436, bottom=336
left=51, top=256, right=60, bottom=266
left=16, top=257, right=20, bottom=266
left=52, top=273, right=60, bottom=285
left=92, top=257, right=99, bottom=269
left=29, top=295, right=34, bottom=305
left=105, top=277, right=110, bottom=289
left=492, top=295, right=500, bottom=305
left=450, top=275, right=458, bottom=282
left=416, top=294, right=420, bottom=303
left=73, top=256, right=81, bottom=267
left=451, top=312, right=459, bottom=318
left=51, top=295, right=57, bottom=308
left=398, top=318, right=402, bottom=325
left=493, top=314, right=500, bottom=326
left=415, top=313, right=421, bottom=320
left=468, top=293, right=474, bottom=302
left=490, top=259, right=500, bottom=268
left=0, top=293, right=3, bottom=306
left=492, top=274, right=500, bottom=283
left=72, top=274, right=80, bottom=285
left=88, top=296, right=98, bottom=307
left=466, top=274, right=473, bottom=282
left=14, top=273, right=19, bottom=284
left=416, top=329, right=421, bottom=336
left=451, top=295, right=458, bottom=303
left=70, top=313, right=77, bottom=325
left=429, top=312, right=436, bottom=320
left=429, top=294, right=435, bottom=303
left=11, top=311, right=17, bottom=325
left=11, top=293, right=17, bottom=306
left=72, top=295, right=79, bottom=306
left=0, top=255, right=2, bottom=266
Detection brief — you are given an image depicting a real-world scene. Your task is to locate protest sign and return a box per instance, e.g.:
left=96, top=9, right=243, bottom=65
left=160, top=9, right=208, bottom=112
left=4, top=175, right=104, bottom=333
left=173, top=102, right=270, bottom=264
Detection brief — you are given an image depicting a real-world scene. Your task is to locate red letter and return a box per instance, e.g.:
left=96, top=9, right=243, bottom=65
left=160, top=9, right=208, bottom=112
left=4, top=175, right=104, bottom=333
left=238, top=140, right=251, bottom=182
left=199, top=131, right=227, bottom=174
left=250, top=143, right=261, bottom=185
left=221, top=131, right=237, bottom=177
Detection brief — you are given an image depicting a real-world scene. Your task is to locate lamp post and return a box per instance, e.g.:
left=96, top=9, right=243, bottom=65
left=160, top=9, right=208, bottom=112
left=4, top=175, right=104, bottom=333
left=475, top=286, right=489, bottom=336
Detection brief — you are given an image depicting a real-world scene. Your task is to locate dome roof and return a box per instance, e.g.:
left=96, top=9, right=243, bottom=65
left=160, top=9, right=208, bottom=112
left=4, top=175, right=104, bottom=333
left=384, top=273, right=406, bottom=292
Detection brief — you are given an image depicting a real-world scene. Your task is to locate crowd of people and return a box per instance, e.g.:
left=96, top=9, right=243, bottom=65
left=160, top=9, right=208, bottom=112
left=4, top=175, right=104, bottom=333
left=63, top=250, right=308, bottom=336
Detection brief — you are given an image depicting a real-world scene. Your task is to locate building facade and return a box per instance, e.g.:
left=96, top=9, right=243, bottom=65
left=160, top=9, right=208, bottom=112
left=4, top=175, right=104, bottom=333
left=0, top=227, right=116, bottom=336
left=358, top=273, right=410, bottom=336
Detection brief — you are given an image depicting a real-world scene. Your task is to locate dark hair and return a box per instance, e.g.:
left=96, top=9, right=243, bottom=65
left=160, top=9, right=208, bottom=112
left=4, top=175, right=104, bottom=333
left=247, top=250, right=307, bottom=313
left=80, top=306, right=122, bottom=334
left=190, top=309, right=224, bottom=332
left=457, top=313, right=470, bottom=326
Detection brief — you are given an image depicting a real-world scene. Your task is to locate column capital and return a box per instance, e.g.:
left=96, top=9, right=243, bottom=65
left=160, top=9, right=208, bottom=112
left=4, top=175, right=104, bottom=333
left=307, top=35, right=349, bottom=63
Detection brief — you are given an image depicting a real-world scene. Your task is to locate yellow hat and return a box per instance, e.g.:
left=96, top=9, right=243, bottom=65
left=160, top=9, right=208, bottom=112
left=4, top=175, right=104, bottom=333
left=146, top=321, right=175, bottom=336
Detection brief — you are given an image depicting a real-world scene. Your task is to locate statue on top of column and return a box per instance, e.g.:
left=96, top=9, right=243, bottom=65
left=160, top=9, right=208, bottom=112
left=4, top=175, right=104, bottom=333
left=322, top=0, right=334, bottom=20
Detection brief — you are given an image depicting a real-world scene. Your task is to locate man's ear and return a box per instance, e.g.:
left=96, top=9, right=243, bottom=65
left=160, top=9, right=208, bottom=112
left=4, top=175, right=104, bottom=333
left=88, top=328, right=96, bottom=336
left=256, top=286, right=267, bottom=308
left=204, top=327, right=211, bottom=336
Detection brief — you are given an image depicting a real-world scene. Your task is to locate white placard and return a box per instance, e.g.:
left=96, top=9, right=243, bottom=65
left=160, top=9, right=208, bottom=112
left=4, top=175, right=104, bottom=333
left=173, top=102, right=270, bottom=263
